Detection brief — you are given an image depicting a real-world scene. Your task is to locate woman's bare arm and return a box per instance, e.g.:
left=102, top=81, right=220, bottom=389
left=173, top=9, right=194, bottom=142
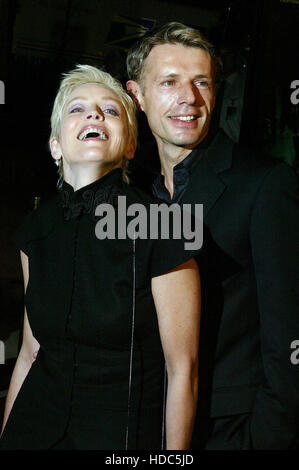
left=151, top=258, right=201, bottom=450
left=1, top=252, right=40, bottom=435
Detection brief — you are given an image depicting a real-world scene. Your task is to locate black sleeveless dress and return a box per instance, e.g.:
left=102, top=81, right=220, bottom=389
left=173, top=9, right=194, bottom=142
left=0, top=169, right=196, bottom=450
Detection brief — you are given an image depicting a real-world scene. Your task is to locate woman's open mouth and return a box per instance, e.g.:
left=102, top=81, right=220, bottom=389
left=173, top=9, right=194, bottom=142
left=78, top=126, right=109, bottom=141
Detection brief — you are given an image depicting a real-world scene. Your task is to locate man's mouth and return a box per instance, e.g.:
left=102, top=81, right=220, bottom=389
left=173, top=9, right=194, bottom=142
left=78, top=126, right=109, bottom=141
left=169, top=115, right=199, bottom=122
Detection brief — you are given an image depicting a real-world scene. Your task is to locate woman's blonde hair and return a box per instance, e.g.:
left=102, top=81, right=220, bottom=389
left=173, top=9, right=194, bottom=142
left=50, top=64, right=137, bottom=183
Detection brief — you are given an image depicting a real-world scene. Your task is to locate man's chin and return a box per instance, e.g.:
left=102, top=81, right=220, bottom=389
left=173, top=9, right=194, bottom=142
left=168, top=125, right=209, bottom=148
left=172, top=134, right=208, bottom=149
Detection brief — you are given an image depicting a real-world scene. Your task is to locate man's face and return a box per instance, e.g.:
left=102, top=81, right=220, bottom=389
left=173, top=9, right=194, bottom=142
left=128, top=44, right=215, bottom=154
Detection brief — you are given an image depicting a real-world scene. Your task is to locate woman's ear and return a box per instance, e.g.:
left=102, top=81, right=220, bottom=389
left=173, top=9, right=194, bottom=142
left=49, top=137, right=62, bottom=162
left=124, top=140, right=136, bottom=160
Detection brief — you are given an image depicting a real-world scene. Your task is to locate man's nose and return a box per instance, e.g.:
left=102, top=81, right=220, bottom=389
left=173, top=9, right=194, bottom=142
left=85, top=107, right=104, bottom=120
left=177, top=82, right=199, bottom=105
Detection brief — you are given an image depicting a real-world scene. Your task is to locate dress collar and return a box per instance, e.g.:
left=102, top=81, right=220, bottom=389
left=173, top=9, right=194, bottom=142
left=60, top=168, right=124, bottom=220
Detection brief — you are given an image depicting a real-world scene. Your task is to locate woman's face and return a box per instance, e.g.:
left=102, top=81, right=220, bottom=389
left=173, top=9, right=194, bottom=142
left=51, top=83, right=134, bottom=172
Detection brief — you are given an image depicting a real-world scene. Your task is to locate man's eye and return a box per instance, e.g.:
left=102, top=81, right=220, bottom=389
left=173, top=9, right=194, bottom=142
left=162, top=80, right=175, bottom=87
left=103, top=108, right=119, bottom=116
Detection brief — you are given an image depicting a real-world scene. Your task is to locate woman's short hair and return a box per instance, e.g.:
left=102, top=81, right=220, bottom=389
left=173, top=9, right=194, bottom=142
left=126, top=21, right=221, bottom=89
left=50, top=64, right=137, bottom=183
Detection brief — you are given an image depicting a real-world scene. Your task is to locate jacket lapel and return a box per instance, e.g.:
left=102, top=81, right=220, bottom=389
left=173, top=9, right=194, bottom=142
left=182, top=130, right=234, bottom=217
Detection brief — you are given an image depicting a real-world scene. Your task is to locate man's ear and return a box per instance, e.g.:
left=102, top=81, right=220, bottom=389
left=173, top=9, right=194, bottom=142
left=126, top=80, right=144, bottom=111
left=49, top=137, right=62, bottom=162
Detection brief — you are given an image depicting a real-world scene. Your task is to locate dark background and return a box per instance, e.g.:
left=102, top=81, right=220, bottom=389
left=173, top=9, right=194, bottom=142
left=0, top=0, right=298, bottom=424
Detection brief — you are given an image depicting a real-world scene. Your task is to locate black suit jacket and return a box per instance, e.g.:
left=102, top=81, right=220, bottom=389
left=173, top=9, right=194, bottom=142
left=178, top=130, right=299, bottom=449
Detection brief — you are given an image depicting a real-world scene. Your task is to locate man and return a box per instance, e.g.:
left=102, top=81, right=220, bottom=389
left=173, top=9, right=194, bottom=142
left=126, top=22, right=299, bottom=450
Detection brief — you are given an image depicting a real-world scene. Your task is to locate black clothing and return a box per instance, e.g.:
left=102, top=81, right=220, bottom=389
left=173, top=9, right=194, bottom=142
left=189, top=131, right=299, bottom=449
left=191, top=413, right=252, bottom=450
left=152, top=148, right=202, bottom=204
left=135, top=130, right=299, bottom=449
left=0, top=169, right=195, bottom=450
left=151, top=131, right=214, bottom=204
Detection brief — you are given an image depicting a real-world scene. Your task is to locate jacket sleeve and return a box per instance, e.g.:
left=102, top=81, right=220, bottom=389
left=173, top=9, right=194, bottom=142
left=249, top=162, right=299, bottom=449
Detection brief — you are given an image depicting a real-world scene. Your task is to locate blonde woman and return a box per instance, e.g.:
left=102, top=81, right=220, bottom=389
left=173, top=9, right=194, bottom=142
left=0, top=65, right=200, bottom=450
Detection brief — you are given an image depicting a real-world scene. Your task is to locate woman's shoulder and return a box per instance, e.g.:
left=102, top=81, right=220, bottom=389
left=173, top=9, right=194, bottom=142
left=13, top=194, right=62, bottom=253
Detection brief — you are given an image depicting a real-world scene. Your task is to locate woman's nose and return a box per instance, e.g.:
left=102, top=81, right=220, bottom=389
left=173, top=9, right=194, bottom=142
left=85, top=108, right=104, bottom=120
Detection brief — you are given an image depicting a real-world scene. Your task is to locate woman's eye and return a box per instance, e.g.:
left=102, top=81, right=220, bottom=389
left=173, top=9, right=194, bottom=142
left=103, top=108, right=119, bottom=116
left=70, top=106, right=83, bottom=113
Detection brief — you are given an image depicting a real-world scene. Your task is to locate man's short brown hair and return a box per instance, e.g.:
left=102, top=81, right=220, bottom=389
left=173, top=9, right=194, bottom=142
left=126, top=22, right=221, bottom=87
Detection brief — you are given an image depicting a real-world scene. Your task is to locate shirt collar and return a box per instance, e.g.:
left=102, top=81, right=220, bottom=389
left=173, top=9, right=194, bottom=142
left=60, top=168, right=124, bottom=220
left=152, top=145, right=205, bottom=202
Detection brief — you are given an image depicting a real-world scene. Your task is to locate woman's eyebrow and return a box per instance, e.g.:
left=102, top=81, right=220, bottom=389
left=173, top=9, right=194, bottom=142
left=100, top=96, right=122, bottom=106
left=65, top=96, right=88, bottom=107
left=66, top=96, right=122, bottom=107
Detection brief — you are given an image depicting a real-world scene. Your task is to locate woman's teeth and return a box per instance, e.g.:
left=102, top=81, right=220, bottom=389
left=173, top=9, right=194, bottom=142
left=78, top=127, right=108, bottom=140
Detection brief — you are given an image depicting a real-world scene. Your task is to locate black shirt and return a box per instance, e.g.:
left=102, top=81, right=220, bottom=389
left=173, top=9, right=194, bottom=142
left=2, top=168, right=198, bottom=449
left=151, top=134, right=214, bottom=204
